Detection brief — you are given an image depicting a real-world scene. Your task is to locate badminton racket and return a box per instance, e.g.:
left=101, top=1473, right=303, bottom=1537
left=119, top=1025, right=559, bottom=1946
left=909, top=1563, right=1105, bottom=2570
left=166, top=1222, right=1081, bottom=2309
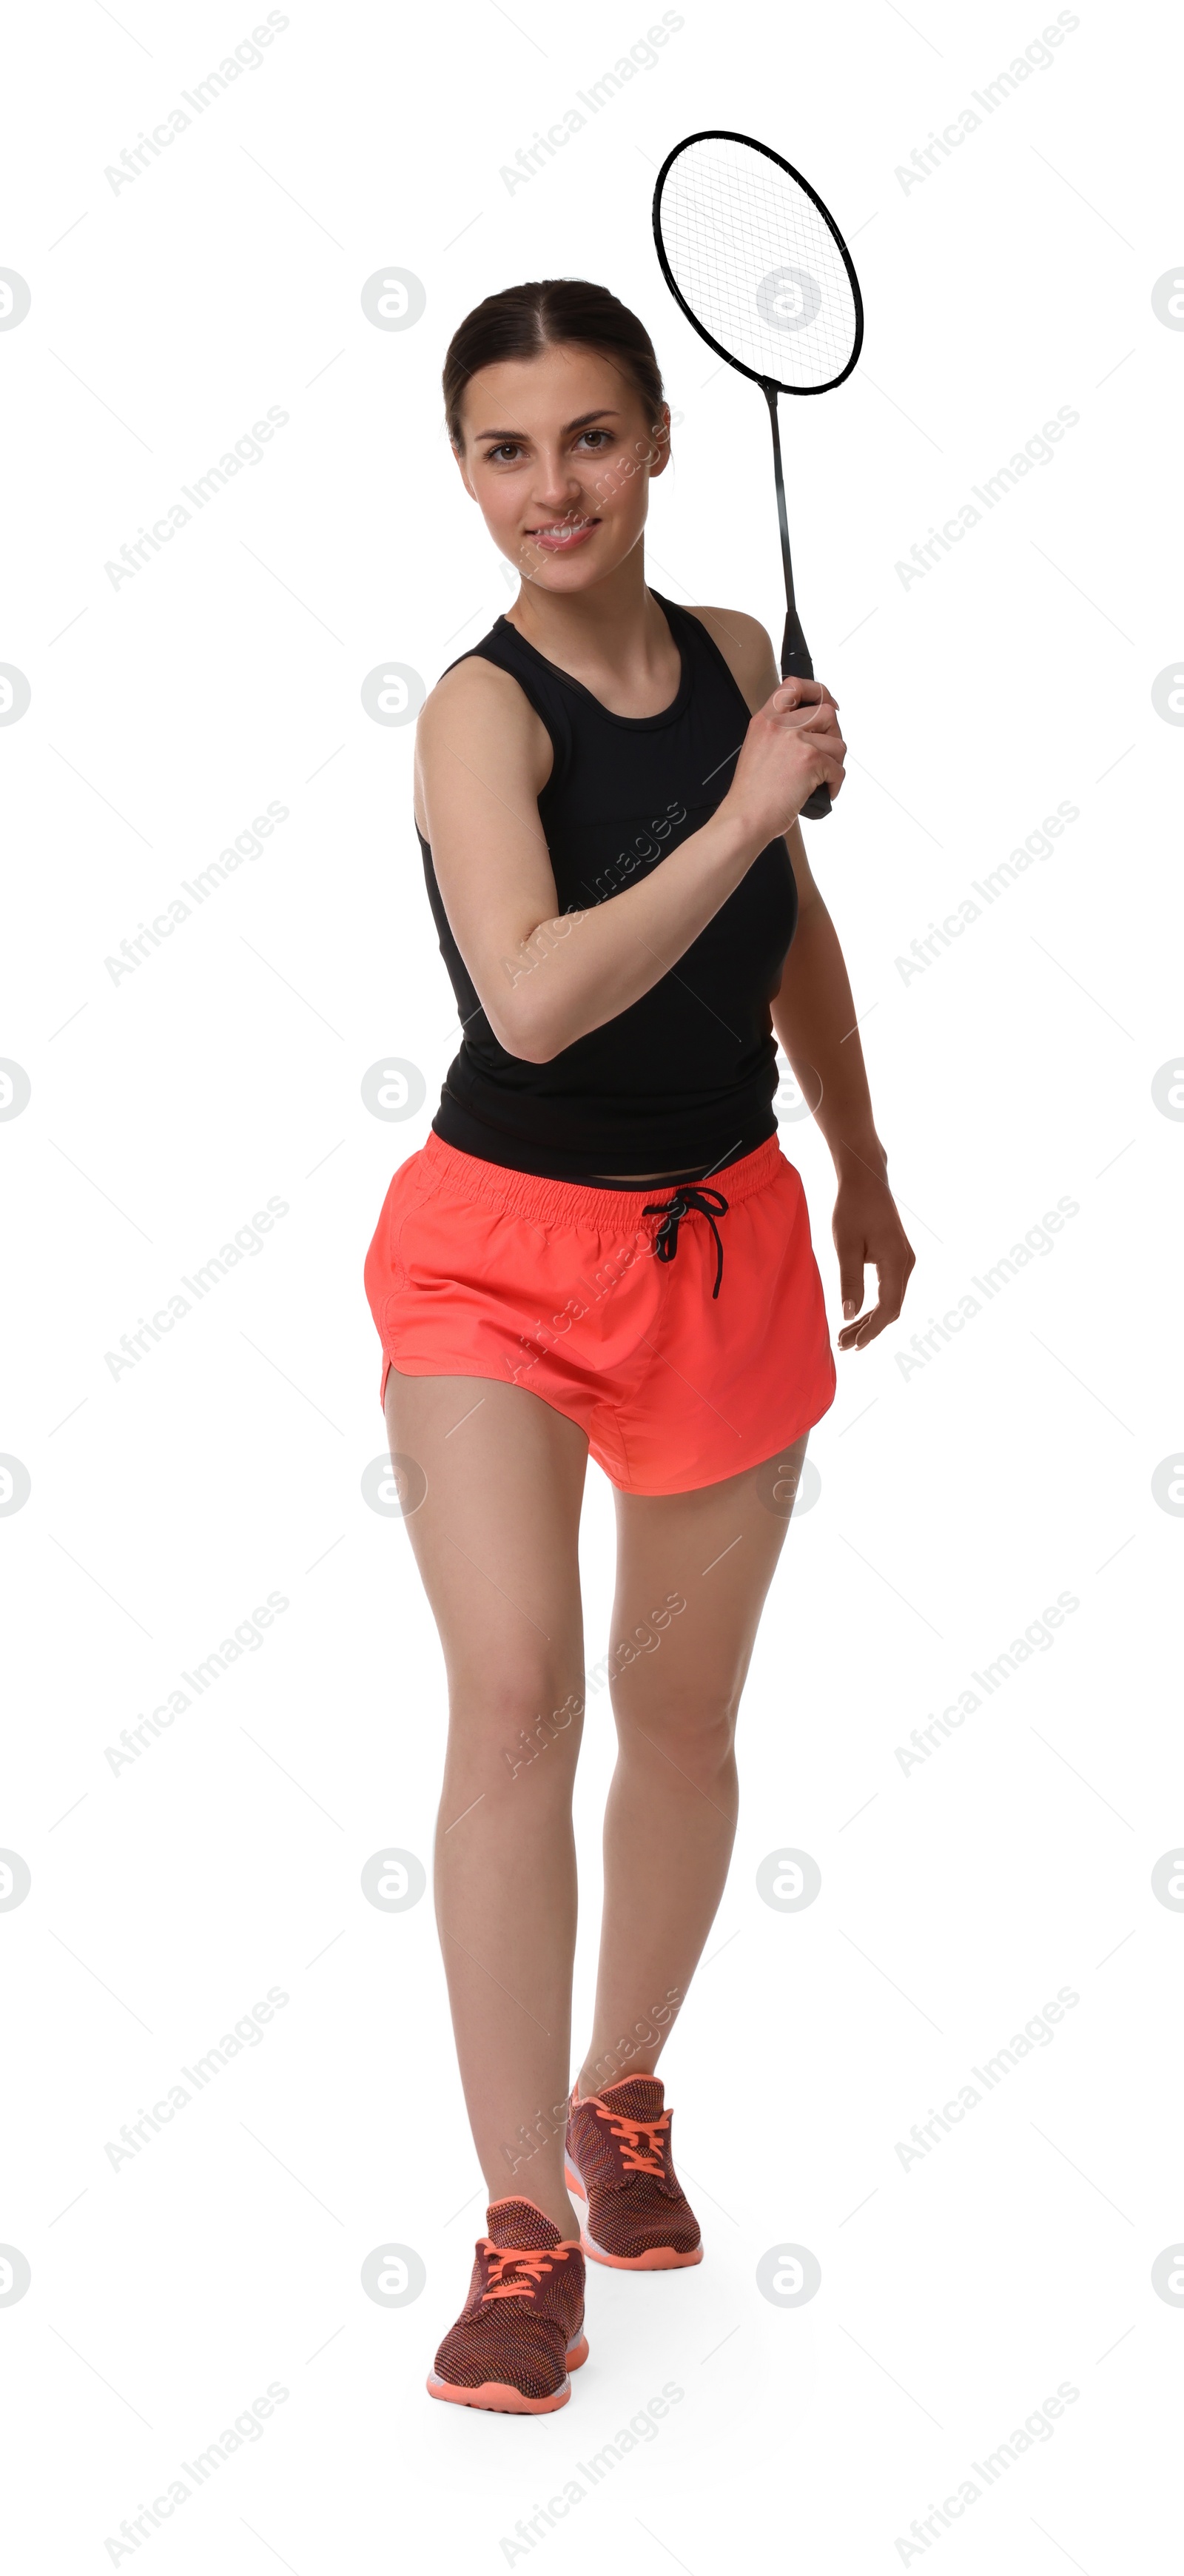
left=652, top=130, right=864, bottom=820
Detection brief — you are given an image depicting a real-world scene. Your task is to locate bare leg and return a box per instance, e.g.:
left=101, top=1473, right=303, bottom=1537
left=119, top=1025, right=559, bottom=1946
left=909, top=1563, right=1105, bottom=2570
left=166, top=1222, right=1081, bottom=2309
left=383, top=1366, right=588, bottom=2235
left=576, top=1437, right=807, bottom=2099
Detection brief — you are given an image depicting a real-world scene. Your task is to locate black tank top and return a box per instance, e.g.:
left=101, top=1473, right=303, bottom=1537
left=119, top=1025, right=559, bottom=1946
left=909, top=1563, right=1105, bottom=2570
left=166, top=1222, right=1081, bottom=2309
left=420, top=591, right=796, bottom=1184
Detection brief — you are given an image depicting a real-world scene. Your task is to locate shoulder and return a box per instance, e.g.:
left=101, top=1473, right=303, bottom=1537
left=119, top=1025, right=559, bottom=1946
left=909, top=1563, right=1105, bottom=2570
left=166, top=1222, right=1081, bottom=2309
left=414, top=651, right=552, bottom=827
left=418, top=649, right=551, bottom=762
left=420, top=649, right=530, bottom=729
left=682, top=605, right=778, bottom=715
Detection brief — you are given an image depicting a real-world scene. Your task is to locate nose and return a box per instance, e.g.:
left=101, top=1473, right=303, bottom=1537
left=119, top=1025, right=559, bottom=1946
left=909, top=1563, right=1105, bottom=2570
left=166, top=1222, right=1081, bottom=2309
left=528, top=450, right=587, bottom=519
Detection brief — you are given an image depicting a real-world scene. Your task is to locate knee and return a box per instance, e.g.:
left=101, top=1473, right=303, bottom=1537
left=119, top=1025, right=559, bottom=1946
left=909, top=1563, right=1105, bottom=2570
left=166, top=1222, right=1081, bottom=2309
left=611, top=1680, right=739, bottom=1780
left=448, top=1663, right=585, bottom=1768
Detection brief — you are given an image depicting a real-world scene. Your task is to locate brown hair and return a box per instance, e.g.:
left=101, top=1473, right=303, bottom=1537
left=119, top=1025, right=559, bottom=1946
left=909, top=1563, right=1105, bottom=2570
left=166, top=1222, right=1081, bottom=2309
left=442, top=278, right=665, bottom=449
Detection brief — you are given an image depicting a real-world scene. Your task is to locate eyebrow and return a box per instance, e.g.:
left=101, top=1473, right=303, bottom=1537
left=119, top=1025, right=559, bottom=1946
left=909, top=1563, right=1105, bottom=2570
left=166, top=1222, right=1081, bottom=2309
left=472, top=409, right=623, bottom=441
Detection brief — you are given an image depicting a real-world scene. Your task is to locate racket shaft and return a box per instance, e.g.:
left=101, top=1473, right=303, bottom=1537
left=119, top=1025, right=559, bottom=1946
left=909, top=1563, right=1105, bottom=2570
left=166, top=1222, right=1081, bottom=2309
left=767, top=390, right=830, bottom=819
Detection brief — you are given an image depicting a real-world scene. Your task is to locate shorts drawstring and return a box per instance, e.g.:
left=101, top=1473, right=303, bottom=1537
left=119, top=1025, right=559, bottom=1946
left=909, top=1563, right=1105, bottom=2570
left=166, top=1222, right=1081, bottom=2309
left=642, top=1185, right=730, bottom=1298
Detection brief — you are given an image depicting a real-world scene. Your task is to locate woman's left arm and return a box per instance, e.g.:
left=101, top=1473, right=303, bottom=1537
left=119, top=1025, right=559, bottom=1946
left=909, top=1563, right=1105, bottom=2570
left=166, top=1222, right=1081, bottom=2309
left=690, top=604, right=915, bottom=1351
left=773, top=822, right=915, bottom=1351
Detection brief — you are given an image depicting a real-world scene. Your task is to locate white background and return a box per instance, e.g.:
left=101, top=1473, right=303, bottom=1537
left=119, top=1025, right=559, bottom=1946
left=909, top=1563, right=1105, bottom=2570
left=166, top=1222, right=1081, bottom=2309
left=3, top=0, right=1183, bottom=2566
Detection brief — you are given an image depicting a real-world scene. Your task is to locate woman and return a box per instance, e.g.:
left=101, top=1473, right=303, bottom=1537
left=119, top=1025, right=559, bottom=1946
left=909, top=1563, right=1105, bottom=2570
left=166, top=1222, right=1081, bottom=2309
left=363, top=278, right=914, bottom=2415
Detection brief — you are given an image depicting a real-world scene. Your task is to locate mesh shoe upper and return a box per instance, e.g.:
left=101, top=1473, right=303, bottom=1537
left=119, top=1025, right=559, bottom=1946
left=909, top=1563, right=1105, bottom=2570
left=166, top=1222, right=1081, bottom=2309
left=567, top=2076, right=702, bottom=2259
left=432, top=2198, right=585, bottom=2399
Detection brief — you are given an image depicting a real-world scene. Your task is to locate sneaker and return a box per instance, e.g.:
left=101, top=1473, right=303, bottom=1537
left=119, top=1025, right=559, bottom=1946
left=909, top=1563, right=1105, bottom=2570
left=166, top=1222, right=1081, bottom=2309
left=565, top=2075, right=703, bottom=2270
left=426, top=2196, right=588, bottom=2413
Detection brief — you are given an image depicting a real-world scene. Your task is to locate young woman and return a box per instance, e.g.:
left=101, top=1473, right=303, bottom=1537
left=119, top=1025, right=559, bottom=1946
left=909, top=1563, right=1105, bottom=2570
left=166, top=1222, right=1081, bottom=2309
left=364, top=278, right=914, bottom=2415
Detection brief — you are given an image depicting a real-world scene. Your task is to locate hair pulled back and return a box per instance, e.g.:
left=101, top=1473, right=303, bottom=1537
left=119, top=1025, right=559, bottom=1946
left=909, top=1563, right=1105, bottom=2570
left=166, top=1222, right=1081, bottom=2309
left=442, top=278, right=665, bottom=447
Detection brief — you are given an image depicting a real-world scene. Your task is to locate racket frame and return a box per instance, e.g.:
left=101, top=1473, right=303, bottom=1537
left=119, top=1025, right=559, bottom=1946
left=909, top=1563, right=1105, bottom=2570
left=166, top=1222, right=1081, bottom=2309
left=650, top=127, right=864, bottom=399
left=651, top=128, right=865, bottom=817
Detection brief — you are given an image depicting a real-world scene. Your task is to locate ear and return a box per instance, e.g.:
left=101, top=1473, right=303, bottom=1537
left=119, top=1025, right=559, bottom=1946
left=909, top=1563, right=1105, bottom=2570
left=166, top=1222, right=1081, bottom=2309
left=645, top=404, right=673, bottom=480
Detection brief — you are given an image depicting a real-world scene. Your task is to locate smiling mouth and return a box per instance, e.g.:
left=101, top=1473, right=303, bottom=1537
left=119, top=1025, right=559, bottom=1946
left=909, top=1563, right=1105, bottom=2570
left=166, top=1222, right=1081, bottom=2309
left=527, top=517, right=600, bottom=549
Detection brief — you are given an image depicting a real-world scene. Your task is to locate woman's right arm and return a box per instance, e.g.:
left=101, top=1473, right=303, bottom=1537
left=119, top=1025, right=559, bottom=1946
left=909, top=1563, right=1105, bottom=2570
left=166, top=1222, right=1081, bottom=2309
left=414, top=656, right=846, bottom=1065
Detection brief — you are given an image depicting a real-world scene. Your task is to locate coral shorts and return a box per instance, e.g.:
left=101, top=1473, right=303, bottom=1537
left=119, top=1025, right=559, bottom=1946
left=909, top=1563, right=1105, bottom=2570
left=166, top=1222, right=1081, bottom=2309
left=363, top=1130, right=835, bottom=1497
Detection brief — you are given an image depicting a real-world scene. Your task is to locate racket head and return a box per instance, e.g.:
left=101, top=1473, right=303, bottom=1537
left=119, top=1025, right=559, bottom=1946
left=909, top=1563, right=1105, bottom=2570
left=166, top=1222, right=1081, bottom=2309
left=653, top=129, right=864, bottom=396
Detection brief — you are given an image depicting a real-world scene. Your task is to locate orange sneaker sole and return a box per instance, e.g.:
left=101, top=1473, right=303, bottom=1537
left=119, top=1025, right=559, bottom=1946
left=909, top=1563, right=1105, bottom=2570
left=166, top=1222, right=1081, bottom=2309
left=426, top=2331, right=588, bottom=2413
left=565, top=2158, right=704, bottom=2270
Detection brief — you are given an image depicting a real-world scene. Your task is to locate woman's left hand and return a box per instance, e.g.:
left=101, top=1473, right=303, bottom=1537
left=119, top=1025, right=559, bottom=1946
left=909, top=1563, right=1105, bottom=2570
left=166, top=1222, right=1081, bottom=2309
left=832, top=1167, right=915, bottom=1351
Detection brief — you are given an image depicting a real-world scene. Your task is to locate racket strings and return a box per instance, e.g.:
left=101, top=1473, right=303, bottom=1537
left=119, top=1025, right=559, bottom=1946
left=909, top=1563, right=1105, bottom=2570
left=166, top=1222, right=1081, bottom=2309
left=659, top=139, right=857, bottom=389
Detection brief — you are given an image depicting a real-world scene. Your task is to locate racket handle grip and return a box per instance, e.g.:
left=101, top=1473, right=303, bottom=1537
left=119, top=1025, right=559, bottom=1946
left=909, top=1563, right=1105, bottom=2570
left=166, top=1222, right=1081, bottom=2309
left=780, top=611, right=831, bottom=822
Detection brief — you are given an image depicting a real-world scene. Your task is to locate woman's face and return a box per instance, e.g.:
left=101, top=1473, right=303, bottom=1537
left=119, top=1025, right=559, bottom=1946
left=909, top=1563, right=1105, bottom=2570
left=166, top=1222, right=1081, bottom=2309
left=454, top=341, right=670, bottom=593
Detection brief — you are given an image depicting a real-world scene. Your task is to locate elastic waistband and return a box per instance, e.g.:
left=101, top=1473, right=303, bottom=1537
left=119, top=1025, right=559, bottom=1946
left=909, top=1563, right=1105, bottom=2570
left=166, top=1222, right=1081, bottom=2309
left=417, top=1128, right=787, bottom=1230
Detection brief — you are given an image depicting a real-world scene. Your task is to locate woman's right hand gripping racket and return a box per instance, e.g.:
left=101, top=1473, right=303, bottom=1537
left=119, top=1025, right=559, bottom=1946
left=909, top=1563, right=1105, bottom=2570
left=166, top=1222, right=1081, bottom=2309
left=653, top=130, right=864, bottom=820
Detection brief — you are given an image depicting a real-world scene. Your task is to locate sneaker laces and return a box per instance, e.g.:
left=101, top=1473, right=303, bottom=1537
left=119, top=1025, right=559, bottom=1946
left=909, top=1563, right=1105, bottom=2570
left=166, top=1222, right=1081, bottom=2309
left=480, top=2243, right=576, bottom=2302
left=596, top=2104, right=671, bottom=2176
